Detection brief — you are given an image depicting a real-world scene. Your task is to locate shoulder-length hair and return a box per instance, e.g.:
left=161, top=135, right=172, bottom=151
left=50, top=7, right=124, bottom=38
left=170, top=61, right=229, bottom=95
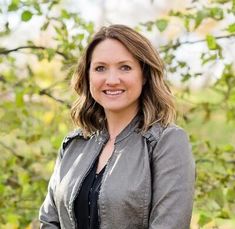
left=71, top=24, right=175, bottom=136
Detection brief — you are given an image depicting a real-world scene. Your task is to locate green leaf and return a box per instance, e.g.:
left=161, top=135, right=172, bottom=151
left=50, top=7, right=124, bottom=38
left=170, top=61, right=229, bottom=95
left=21, top=10, right=33, bottom=22
left=198, top=213, right=212, bottom=227
left=15, top=90, right=25, bottom=107
left=169, top=10, right=183, bottom=17
left=76, top=33, right=85, bottom=41
left=222, top=144, right=234, bottom=152
left=86, top=22, right=94, bottom=34
left=0, top=184, right=4, bottom=195
left=227, top=23, right=235, bottom=33
left=41, top=21, right=50, bottom=31
left=155, top=19, right=168, bottom=32
left=212, top=0, right=230, bottom=3
left=33, top=2, right=42, bottom=15
left=8, top=0, right=19, bottom=11
left=181, top=73, right=192, bottom=82
left=22, top=183, right=32, bottom=197
left=229, top=91, right=235, bottom=103
left=232, top=0, right=235, bottom=14
left=7, top=214, right=20, bottom=225
left=178, top=61, right=186, bottom=68
left=61, top=9, right=70, bottom=19
left=201, top=53, right=217, bottom=65
left=27, top=40, right=34, bottom=46
left=209, top=187, right=224, bottom=208
left=226, top=188, right=235, bottom=202
left=18, top=171, right=30, bottom=186
left=46, top=48, right=56, bottom=61
left=184, top=17, right=190, bottom=31
left=206, top=34, right=218, bottom=50
left=218, top=209, right=230, bottom=219
left=36, top=51, right=45, bottom=61
left=195, top=9, right=209, bottom=29
left=8, top=3, right=18, bottom=11
left=226, top=110, right=235, bottom=121
left=143, top=21, right=153, bottom=31
left=48, top=0, right=60, bottom=10
left=210, top=7, right=224, bottom=20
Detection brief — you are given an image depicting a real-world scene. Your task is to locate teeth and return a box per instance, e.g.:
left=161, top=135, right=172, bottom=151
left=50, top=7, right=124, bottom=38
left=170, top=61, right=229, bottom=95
left=105, top=90, right=123, bottom=95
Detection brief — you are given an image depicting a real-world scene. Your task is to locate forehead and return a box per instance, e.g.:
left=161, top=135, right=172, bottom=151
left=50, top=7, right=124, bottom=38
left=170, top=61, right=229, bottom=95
left=90, top=39, right=136, bottom=62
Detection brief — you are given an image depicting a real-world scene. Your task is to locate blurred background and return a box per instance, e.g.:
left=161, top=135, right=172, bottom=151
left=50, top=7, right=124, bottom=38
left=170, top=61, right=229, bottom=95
left=0, top=0, right=235, bottom=228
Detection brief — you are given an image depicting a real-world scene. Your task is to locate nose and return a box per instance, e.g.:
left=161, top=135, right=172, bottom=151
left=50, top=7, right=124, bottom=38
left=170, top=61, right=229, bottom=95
left=105, top=70, right=120, bottom=85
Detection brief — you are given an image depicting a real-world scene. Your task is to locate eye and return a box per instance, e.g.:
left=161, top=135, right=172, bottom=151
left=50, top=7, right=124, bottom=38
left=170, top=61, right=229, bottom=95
left=120, top=65, right=131, bottom=71
left=95, top=66, right=106, bottom=72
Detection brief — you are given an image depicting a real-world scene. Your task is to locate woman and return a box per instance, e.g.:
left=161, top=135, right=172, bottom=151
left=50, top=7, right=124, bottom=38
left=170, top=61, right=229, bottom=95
left=39, top=24, right=195, bottom=229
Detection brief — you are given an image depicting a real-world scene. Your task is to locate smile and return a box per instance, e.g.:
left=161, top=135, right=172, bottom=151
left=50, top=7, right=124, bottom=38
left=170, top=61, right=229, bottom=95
left=103, top=90, right=125, bottom=95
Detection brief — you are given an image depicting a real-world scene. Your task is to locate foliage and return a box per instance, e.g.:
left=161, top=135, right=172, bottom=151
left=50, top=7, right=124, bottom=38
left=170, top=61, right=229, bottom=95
left=142, top=1, right=235, bottom=227
left=0, top=0, right=235, bottom=228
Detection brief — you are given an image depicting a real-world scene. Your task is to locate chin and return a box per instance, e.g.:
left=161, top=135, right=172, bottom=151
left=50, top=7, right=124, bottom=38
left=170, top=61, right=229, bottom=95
left=103, top=106, right=126, bottom=113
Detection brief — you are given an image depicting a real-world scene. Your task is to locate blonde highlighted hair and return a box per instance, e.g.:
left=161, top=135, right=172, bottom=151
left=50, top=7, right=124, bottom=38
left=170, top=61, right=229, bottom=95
left=71, top=24, right=175, bottom=135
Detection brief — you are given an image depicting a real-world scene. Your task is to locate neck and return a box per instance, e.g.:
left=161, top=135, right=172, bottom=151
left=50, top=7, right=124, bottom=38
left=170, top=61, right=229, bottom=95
left=105, top=109, right=138, bottom=140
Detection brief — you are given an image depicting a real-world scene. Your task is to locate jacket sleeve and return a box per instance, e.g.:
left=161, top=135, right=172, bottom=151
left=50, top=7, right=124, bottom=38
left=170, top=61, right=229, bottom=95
left=149, top=126, right=195, bottom=229
left=39, top=148, right=62, bottom=228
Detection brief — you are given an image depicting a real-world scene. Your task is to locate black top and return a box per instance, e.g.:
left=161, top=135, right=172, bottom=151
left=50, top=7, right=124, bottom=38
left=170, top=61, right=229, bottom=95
left=74, top=159, right=106, bottom=229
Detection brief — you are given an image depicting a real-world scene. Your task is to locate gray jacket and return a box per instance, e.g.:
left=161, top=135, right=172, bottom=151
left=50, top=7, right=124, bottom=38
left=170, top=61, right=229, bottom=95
left=39, top=117, right=195, bottom=229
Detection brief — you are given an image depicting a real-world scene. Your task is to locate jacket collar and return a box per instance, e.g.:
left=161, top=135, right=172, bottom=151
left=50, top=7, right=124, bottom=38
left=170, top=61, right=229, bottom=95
left=97, top=115, right=140, bottom=144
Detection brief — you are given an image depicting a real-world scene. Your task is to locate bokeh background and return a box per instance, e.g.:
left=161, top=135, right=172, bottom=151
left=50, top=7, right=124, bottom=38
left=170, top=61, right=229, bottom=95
left=0, top=0, right=235, bottom=228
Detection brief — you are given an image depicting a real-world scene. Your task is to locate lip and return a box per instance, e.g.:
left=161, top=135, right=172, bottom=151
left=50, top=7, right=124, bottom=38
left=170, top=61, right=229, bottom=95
left=102, top=90, right=125, bottom=95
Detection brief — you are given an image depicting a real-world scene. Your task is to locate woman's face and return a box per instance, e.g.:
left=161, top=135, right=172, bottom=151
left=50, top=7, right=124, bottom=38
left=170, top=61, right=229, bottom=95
left=89, top=39, right=144, bottom=117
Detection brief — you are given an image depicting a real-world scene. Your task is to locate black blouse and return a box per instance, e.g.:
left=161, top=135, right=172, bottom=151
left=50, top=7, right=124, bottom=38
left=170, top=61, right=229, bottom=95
left=74, top=159, right=106, bottom=229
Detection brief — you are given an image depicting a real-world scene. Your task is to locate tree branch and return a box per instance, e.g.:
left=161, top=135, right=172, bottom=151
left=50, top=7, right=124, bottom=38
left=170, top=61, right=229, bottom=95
left=159, top=34, right=235, bottom=52
left=0, top=140, right=24, bottom=160
left=0, top=75, right=71, bottom=108
left=0, top=45, right=68, bottom=59
left=178, top=34, right=235, bottom=45
left=39, top=89, right=71, bottom=108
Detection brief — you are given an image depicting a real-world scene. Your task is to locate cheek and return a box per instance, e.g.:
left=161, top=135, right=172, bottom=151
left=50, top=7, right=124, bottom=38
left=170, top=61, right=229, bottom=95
left=89, top=74, right=104, bottom=89
left=89, top=82, right=96, bottom=98
left=137, top=74, right=145, bottom=91
left=89, top=75, right=95, bottom=96
left=89, top=76, right=101, bottom=97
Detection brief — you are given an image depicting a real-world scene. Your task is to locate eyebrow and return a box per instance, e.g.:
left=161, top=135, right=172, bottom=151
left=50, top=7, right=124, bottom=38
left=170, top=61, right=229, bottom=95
left=91, top=60, right=134, bottom=65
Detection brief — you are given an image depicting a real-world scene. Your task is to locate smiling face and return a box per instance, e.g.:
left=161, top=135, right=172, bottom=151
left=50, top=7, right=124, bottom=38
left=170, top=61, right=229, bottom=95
left=89, top=39, right=144, bottom=117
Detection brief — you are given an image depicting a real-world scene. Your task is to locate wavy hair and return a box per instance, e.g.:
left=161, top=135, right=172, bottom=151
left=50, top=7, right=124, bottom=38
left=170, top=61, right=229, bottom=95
left=71, top=24, right=175, bottom=136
